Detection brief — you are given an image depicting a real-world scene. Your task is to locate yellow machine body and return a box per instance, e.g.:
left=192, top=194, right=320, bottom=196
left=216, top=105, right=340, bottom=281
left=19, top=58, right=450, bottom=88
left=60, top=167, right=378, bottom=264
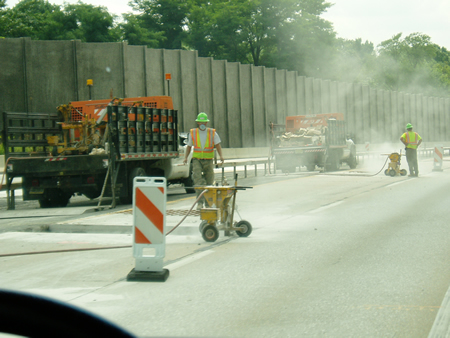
left=384, top=152, right=407, bottom=177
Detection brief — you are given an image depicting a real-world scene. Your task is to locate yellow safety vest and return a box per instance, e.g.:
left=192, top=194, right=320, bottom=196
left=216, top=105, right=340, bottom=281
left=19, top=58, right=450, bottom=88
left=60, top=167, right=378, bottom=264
left=402, top=131, right=421, bottom=149
left=191, top=128, right=215, bottom=159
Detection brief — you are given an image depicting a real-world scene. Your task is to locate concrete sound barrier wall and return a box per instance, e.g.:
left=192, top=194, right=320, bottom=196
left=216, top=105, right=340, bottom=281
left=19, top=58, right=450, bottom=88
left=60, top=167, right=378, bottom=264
left=1, top=38, right=449, bottom=149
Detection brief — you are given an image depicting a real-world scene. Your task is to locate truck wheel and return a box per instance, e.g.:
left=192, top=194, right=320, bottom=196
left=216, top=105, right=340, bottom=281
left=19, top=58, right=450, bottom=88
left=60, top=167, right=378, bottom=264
left=183, top=163, right=195, bottom=194
left=119, top=167, right=146, bottom=205
left=83, top=191, right=101, bottom=200
left=39, top=189, right=71, bottom=208
left=325, top=152, right=340, bottom=172
left=306, top=164, right=316, bottom=171
left=348, top=154, right=357, bottom=169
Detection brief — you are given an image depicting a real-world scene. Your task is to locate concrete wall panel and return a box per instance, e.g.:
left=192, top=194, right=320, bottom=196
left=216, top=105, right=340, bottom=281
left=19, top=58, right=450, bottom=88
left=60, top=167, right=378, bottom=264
left=445, top=98, right=450, bottom=140
left=345, top=84, right=355, bottom=140
left=0, top=38, right=26, bottom=114
left=369, top=88, right=377, bottom=143
left=276, top=70, right=287, bottom=121
left=361, top=86, right=370, bottom=143
left=329, top=81, right=338, bottom=114
left=376, top=90, right=385, bottom=143
left=162, top=49, right=182, bottom=112
left=240, top=64, right=254, bottom=147
left=76, top=42, right=124, bottom=101
left=296, top=76, right=306, bottom=115
left=286, top=71, right=297, bottom=116
left=304, top=77, right=314, bottom=115
left=179, top=50, right=198, bottom=131
left=313, top=78, right=322, bottom=114
left=439, top=98, right=445, bottom=142
left=225, top=62, right=241, bottom=148
left=415, top=94, right=423, bottom=141
left=196, top=58, right=213, bottom=129
left=251, top=66, right=267, bottom=147
left=337, top=82, right=347, bottom=121
left=397, top=93, right=405, bottom=129
left=124, top=45, right=146, bottom=98
left=383, top=91, right=392, bottom=142
left=146, top=49, right=164, bottom=96
left=264, top=68, right=277, bottom=125
left=210, top=60, right=228, bottom=146
left=321, top=80, right=331, bottom=113
left=24, top=40, right=77, bottom=112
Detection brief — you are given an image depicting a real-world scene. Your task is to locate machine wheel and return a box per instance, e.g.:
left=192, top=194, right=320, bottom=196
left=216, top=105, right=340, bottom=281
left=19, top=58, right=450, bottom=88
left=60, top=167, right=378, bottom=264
left=389, top=169, right=396, bottom=177
left=384, top=169, right=389, bottom=176
left=202, top=225, right=219, bottom=242
left=199, top=220, right=208, bottom=233
left=235, top=220, right=252, bottom=237
left=400, top=169, right=407, bottom=176
left=183, top=162, right=195, bottom=194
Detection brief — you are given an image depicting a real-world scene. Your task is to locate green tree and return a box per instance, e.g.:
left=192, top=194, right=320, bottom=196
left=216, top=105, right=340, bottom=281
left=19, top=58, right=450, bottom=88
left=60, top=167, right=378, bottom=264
left=185, top=0, right=335, bottom=75
left=0, top=0, right=119, bottom=41
left=124, top=0, right=187, bottom=48
left=327, top=38, right=377, bottom=84
left=375, top=33, right=440, bottom=94
left=0, top=0, right=68, bottom=39
left=63, top=2, right=120, bottom=42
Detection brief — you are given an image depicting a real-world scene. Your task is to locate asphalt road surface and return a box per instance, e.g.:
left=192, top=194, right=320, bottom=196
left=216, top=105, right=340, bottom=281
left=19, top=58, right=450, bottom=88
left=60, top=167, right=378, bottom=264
left=0, top=157, right=449, bottom=337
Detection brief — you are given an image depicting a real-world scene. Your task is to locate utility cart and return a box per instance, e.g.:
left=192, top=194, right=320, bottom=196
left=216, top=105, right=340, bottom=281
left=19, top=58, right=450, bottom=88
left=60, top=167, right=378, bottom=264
left=195, top=176, right=252, bottom=242
left=384, top=152, right=407, bottom=177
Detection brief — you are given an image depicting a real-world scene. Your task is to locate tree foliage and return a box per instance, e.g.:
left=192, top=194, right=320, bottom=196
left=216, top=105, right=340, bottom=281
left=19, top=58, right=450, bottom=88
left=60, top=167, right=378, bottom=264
left=0, top=0, right=118, bottom=41
left=374, top=33, right=449, bottom=96
left=0, top=0, right=449, bottom=97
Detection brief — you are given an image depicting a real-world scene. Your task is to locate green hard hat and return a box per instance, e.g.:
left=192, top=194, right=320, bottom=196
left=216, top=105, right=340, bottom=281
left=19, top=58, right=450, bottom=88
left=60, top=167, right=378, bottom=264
left=406, top=123, right=413, bottom=129
left=196, top=112, right=209, bottom=122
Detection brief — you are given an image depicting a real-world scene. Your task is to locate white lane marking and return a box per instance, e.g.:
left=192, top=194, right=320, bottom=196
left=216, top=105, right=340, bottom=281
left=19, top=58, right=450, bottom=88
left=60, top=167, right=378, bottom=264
left=164, top=250, right=214, bottom=271
left=309, top=201, right=344, bottom=214
left=428, top=283, right=450, bottom=337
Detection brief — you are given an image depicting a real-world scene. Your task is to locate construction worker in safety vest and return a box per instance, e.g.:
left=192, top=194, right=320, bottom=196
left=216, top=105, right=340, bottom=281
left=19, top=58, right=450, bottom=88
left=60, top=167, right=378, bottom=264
left=400, top=123, right=422, bottom=177
left=183, top=112, right=225, bottom=210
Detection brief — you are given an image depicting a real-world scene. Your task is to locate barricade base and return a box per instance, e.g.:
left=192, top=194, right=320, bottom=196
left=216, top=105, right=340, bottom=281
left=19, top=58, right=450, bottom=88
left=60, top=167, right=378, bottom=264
left=126, top=268, right=170, bottom=282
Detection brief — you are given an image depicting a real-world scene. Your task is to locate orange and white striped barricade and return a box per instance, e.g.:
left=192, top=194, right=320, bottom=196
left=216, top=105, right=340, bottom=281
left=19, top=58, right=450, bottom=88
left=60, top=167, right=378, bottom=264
left=433, top=145, right=444, bottom=172
left=127, top=177, right=169, bottom=282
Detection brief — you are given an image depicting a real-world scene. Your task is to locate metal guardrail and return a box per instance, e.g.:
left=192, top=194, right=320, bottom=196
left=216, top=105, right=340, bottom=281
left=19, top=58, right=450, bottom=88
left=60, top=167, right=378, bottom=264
left=218, top=146, right=450, bottom=179
left=2, top=147, right=449, bottom=192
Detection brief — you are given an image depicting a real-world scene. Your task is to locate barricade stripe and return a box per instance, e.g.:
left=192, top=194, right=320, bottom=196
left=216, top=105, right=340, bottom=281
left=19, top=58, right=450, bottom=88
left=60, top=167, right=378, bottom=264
left=135, top=188, right=164, bottom=234
left=135, top=226, right=151, bottom=244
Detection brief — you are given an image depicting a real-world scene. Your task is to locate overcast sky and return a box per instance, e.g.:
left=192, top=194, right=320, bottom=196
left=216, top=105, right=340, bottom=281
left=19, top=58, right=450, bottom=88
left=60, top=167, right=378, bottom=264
left=5, top=0, right=450, bottom=50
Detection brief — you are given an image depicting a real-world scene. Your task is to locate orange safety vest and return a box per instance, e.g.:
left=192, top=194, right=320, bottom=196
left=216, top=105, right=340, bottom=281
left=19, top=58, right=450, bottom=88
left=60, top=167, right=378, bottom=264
left=402, top=131, right=421, bottom=149
left=191, top=128, right=216, bottom=159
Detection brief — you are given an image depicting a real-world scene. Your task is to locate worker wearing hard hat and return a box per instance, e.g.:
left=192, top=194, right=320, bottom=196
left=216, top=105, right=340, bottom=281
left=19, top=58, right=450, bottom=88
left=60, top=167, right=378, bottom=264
left=183, top=112, right=225, bottom=209
left=400, top=123, right=422, bottom=177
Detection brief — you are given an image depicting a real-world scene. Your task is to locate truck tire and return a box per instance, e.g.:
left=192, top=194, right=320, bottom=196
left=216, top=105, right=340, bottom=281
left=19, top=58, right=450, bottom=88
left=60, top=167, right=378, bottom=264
left=39, top=189, right=72, bottom=208
left=306, top=164, right=316, bottom=171
left=119, top=167, right=146, bottom=205
left=183, top=162, right=195, bottom=194
left=325, top=151, right=340, bottom=172
left=347, top=145, right=357, bottom=169
left=347, top=154, right=357, bottom=169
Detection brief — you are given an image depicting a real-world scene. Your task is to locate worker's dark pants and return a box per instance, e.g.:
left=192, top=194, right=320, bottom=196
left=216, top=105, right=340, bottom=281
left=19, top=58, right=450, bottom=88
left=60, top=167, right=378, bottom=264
left=405, top=148, right=419, bottom=176
left=192, top=158, right=214, bottom=205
